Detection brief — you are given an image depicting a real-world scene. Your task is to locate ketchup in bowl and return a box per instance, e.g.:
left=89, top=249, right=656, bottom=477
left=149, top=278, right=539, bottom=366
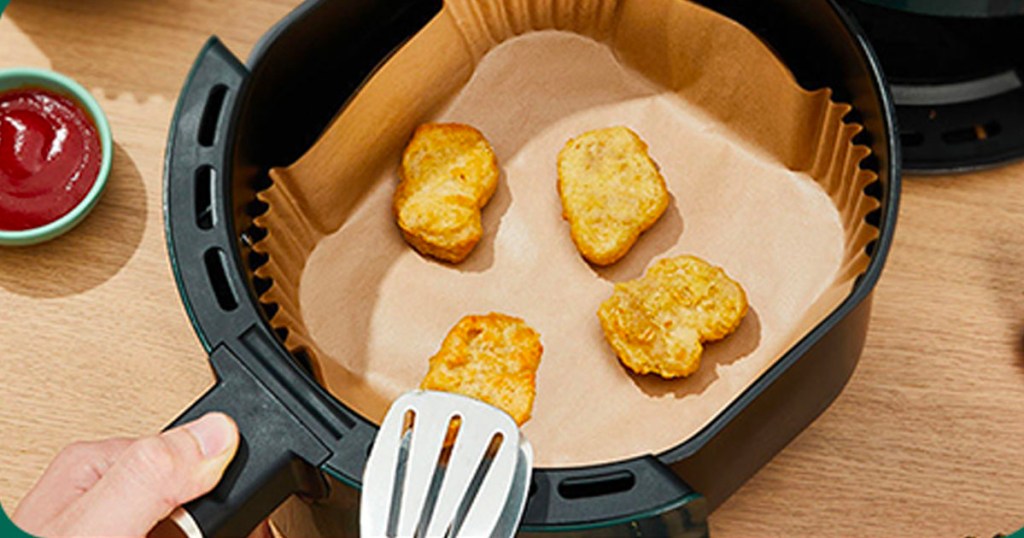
left=0, top=88, right=102, bottom=231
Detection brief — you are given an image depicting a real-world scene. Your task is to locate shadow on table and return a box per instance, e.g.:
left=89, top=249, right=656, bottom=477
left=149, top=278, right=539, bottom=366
left=972, top=178, right=1024, bottom=375
left=0, top=143, right=147, bottom=297
left=3, top=0, right=291, bottom=102
left=5, top=0, right=194, bottom=101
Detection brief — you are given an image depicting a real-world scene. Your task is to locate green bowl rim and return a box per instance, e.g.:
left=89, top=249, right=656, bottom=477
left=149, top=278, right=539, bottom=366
left=0, top=67, right=113, bottom=246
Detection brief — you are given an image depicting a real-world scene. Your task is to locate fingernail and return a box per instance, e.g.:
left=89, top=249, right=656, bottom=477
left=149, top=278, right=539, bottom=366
left=185, top=412, right=236, bottom=457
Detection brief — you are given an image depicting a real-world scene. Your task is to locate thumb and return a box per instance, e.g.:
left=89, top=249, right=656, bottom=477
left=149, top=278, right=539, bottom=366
left=51, top=412, right=240, bottom=537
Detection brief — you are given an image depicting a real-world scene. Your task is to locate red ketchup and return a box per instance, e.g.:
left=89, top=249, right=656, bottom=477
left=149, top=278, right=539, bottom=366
left=0, top=88, right=101, bottom=231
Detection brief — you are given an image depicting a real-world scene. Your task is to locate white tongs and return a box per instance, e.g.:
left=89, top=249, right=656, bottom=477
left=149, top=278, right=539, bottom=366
left=360, top=391, right=534, bottom=538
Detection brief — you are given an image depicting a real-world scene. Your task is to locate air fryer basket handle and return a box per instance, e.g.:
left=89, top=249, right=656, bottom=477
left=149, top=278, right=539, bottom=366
left=163, top=39, right=330, bottom=537
left=166, top=347, right=328, bottom=537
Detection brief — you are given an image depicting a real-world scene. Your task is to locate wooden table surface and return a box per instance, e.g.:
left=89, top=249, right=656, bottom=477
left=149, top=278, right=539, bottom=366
left=1, top=1, right=1022, bottom=536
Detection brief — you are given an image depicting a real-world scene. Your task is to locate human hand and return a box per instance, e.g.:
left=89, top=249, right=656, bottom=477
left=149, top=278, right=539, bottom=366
left=11, top=412, right=269, bottom=538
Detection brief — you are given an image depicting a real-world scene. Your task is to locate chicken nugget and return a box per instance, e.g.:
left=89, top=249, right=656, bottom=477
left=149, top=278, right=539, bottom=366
left=598, top=255, right=747, bottom=378
left=558, top=126, right=669, bottom=266
left=421, top=313, right=542, bottom=425
left=394, top=123, right=500, bottom=263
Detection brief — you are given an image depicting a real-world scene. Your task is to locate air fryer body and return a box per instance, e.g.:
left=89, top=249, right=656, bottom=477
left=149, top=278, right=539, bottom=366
left=163, top=0, right=898, bottom=535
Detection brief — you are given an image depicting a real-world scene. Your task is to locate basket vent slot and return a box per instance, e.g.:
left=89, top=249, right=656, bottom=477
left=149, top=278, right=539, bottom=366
left=198, top=84, right=228, bottom=147
left=558, top=471, right=635, bottom=499
left=204, top=248, right=238, bottom=311
left=195, top=165, right=215, bottom=230
left=901, top=131, right=924, bottom=148
left=942, top=121, right=1002, bottom=145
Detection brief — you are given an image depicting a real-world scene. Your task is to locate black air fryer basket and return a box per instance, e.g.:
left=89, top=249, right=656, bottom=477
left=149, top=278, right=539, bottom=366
left=163, top=0, right=900, bottom=536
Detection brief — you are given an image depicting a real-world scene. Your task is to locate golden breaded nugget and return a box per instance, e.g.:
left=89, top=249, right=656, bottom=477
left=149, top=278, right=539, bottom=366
left=394, top=123, right=499, bottom=263
left=598, top=255, right=747, bottom=378
left=421, top=313, right=542, bottom=425
left=558, top=127, right=669, bottom=266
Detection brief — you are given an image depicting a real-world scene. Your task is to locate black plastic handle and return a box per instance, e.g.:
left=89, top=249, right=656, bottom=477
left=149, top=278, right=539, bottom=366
left=163, top=38, right=338, bottom=537
left=166, top=347, right=328, bottom=536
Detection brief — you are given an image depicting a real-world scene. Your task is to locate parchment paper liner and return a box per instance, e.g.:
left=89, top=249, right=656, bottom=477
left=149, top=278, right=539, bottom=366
left=251, top=0, right=879, bottom=466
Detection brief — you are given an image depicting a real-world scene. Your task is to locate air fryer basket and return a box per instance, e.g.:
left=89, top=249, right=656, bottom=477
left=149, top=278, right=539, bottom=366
left=163, top=0, right=899, bottom=536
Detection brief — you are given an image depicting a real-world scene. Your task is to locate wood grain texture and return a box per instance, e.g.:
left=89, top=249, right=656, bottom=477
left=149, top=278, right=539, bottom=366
left=1, top=1, right=1023, bottom=536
